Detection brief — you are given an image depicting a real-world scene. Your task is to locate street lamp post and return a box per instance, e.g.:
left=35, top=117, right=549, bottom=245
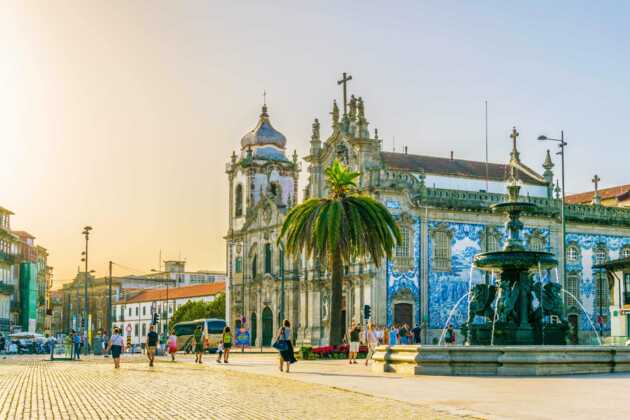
left=108, top=261, right=113, bottom=337
left=82, top=226, right=92, bottom=352
left=538, top=132, right=567, bottom=291
left=279, top=243, right=285, bottom=322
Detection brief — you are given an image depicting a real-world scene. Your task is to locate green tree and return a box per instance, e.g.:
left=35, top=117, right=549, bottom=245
left=278, top=160, right=400, bottom=345
left=169, top=293, right=226, bottom=329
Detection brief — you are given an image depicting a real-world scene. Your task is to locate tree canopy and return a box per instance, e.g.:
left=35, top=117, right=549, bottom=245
left=278, top=160, right=400, bottom=345
left=169, top=293, right=225, bottom=328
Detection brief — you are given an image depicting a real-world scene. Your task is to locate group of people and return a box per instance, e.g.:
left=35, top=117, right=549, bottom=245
left=103, top=325, right=181, bottom=368
left=190, top=325, right=233, bottom=365
left=384, top=323, right=422, bottom=345
left=62, top=330, right=85, bottom=360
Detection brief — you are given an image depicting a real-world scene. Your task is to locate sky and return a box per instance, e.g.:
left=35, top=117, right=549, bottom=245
left=1, top=1, right=629, bottom=285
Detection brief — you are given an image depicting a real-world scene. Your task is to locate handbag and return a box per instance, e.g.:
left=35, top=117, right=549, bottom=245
left=272, top=327, right=289, bottom=351
left=272, top=340, right=288, bottom=351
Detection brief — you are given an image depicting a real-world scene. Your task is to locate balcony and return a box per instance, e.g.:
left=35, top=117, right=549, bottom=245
left=0, top=251, right=15, bottom=265
left=0, top=283, right=14, bottom=296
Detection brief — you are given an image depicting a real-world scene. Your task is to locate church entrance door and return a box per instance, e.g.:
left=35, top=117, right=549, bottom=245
left=394, top=303, right=413, bottom=326
left=568, top=314, right=579, bottom=344
left=250, top=312, right=257, bottom=347
left=262, top=307, right=273, bottom=347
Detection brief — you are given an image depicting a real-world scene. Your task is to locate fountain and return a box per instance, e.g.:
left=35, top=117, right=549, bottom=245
left=461, top=162, right=568, bottom=345
left=371, top=127, right=630, bottom=376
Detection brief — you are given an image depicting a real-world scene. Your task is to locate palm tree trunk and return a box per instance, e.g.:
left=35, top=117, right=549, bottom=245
left=329, top=251, right=344, bottom=346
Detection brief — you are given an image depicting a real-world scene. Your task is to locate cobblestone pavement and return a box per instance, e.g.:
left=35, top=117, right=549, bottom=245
left=0, top=356, right=461, bottom=420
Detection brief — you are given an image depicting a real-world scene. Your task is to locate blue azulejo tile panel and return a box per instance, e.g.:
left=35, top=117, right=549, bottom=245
left=386, top=217, right=420, bottom=326
left=426, top=221, right=551, bottom=329
left=565, top=233, right=630, bottom=331
left=427, top=221, right=485, bottom=329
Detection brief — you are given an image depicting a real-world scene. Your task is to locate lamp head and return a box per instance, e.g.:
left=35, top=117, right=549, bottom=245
left=537, top=135, right=548, bottom=141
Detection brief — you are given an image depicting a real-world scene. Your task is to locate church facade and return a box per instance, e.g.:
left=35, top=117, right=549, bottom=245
left=226, top=85, right=630, bottom=346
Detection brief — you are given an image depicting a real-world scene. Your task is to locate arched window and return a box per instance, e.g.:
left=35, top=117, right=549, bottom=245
left=595, top=270, right=609, bottom=313
left=567, top=245, right=580, bottom=263
left=622, top=245, right=630, bottom=259
left=529, top=237, right=545, bottom=252
left=396, top=228, right=410, bottom=257
left=235, top=184, right=243, bottom=218
left=431, top=224, right=452, bottom=272
left=395, top=226, right=415, bottom=272
left=264, top=243, right=273, bottom=274
left=251, top=254, right=258, bottom=279
left=481, top=226, right=501, bottom=253
left=594, top=245, right=608, bottom=265
left=566, top=273, right=580, bottom=310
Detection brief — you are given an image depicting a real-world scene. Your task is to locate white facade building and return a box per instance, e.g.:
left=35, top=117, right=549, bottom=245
left=112, top=282, right=224, bottom=345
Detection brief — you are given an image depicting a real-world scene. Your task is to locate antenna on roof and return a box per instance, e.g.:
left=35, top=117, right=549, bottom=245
left=484, top=100, right=489, bottom=192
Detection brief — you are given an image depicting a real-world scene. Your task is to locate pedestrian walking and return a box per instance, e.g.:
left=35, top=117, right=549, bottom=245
left=64, top=334, right=72, bottom=358
left=46, top=333, right=57, bottom=360
left=412, top=323, right=422, bottom=344
left=191, top=325, right=205, bottom=364
left=383, top=326, right=390, bottom=345
left=389, top=325, right=398, bottom=346
left=346, top=320, right=361, bottom=364
left=445, top=324, right=457, bottom=346
left=105, top=327, right=125, bottom=369
left=275, top=319, right=296, bottom=373
left=215, top=343, right=224, bottom=363
left=72, top=330, right=81, bottom=360
left=167, top=330, right=177, bottom=362
left=399, top=324, right=408, bottom=344
left=146, top=325, right=158, bottom=367
left=220, top=326, right=233, bottom=363
left=365, top=324, right=379, bottom=366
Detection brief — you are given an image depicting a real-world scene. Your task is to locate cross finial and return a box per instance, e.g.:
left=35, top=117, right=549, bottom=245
left=337, top=72, right=353, bottom=116
left=510, top=126, right=520, bottom=162
left=263, top=90, right=267, bottom=106
left=592, top=174, right=602, bottom=205
left=592, top=174, right=601, bottom=190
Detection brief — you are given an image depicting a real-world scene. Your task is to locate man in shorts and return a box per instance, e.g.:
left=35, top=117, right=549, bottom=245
left=146, top=325, right=159, bottom=367
left=347, top=320, right=361, bottom=365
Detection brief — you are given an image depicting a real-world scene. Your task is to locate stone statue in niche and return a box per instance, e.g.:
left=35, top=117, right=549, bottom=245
left=336, top=142, right=349, bottom=164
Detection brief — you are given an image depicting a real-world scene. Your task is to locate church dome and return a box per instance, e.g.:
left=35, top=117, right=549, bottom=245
left=240, top=105, right=287, bottom=149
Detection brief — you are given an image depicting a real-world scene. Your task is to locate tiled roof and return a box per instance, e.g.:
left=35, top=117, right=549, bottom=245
left=381, top=152, right=547, bottom=186
left=12, top=230, right=35, bottom=239
left=566, top=184, right=630, bottom=204
left=121, top=283, right=225, bottom=304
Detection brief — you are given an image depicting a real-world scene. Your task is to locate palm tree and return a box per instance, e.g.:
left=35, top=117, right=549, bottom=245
left=278, top=160, right=400, bottom=346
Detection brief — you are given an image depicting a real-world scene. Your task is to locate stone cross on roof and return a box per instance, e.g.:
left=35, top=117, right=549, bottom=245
left=592, top=174, right=602, bottom=205
left=337, top=72, right=352, bottom=116
left=510, top=126, right=520, bottom=163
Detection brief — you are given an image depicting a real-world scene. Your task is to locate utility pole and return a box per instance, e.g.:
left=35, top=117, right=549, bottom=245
left=82, top=226, right=92, bottom=353
left=108, top=261, right=112, bottom=337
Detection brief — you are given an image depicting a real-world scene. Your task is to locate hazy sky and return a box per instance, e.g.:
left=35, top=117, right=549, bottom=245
left=1, top=1, right=629, bottom=285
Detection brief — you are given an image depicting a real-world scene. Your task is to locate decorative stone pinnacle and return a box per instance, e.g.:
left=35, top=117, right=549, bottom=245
left=311, top=118, right=320, bottom=142
left=330, top=100, right=340, bottom=129
left=543, top=149, right=554, bottom=170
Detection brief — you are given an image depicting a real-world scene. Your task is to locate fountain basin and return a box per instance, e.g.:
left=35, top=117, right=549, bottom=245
left=474, top=250, right=557, bottom=272
left=372, top=345, right=630, bottom=376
